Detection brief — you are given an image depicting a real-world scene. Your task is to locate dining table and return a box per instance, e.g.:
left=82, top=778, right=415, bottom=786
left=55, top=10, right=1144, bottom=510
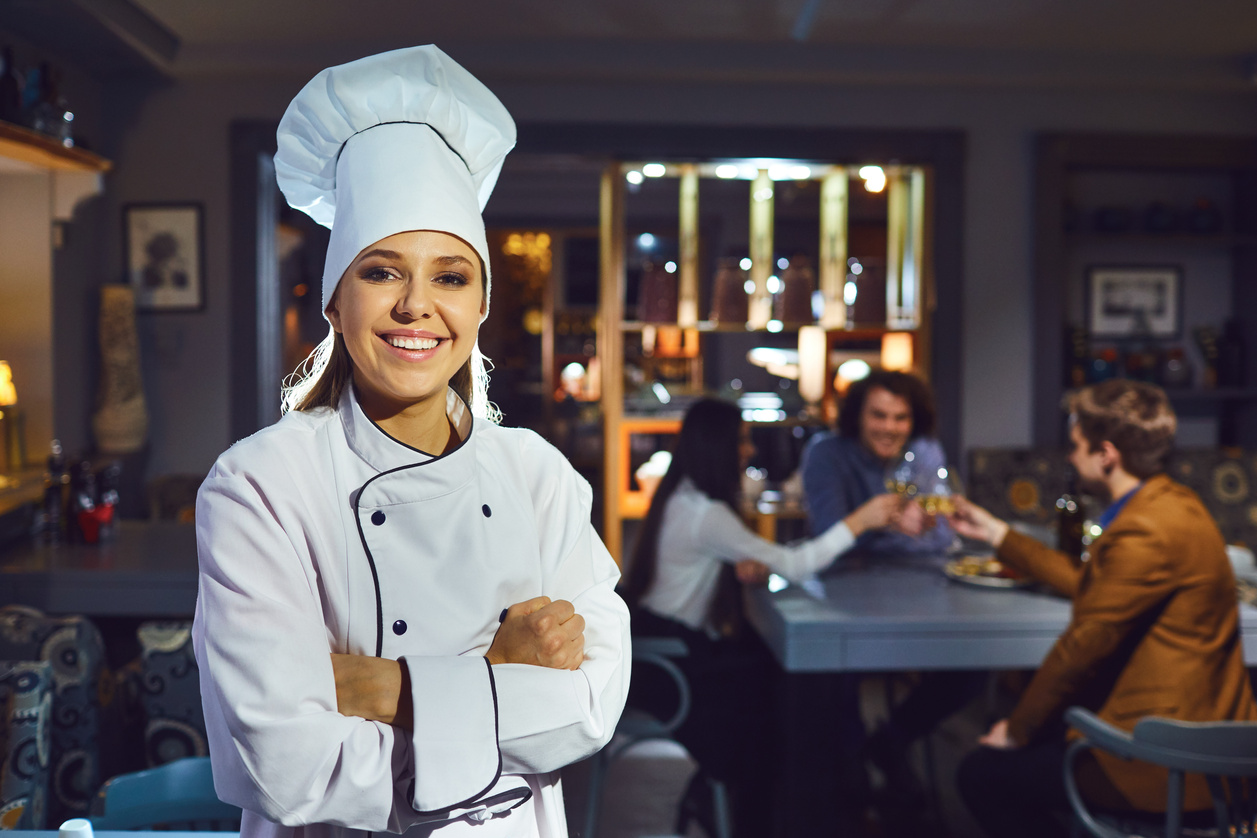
left=0, top=519, right=199, bottom=617
left=743, top=551, right=1257, bottom=837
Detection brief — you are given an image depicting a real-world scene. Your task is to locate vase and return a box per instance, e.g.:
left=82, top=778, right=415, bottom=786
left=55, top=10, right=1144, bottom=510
left=92, top=285, right=148, bottom=454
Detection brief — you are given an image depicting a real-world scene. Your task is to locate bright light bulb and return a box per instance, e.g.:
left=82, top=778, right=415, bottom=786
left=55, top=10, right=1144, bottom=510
left=715, top=164, right=739, bottom=179
left=777, top=257, right=789, bottom=270
left=743, top=279, right=756, bottom=294
left=739, top=257, right=753, bottom=271
left=790, top=166, right=811, bottom=180
left=850, top=262, right=864, bottom=275
left=766, top=276, right=783, bottom=294
left=664, top=261, right=677, bottom=273
left=859, top=165, right=886, bottom=193
left=625, top=170, right=644, bottom=185
left=638, top=233, right=656, bottom=249
left=766, top=320, right=784, bottom=333
left=844, top=281, right=858, bottom=305
left=753, top=187, right=774, bottom=202
left=837, top=359, right=870, bottom=381
left=642, top=163, right=667, bottom=178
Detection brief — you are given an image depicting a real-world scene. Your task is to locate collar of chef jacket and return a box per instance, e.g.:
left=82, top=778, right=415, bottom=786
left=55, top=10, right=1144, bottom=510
left=338, top=384, right=474, bottom=476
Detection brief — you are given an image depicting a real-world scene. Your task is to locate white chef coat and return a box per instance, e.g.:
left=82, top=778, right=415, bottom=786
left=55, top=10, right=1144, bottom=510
left=192, top=386, right=630, bottom=838
left=639, top=478, right=854, bottom=632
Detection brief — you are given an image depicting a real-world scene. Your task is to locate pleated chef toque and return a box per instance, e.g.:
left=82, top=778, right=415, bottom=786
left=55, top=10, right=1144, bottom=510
left=274, top=45, right=516, bottom=319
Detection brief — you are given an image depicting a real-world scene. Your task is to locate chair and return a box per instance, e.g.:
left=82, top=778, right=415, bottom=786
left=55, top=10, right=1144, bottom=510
left=89, top=756, right=241, bottom=830
left=583, top=637, right=731, bottom=838
left=1064, top=706, right=1257, bottom=838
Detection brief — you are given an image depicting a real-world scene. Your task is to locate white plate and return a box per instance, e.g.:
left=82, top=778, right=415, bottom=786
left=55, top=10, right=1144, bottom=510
left=943, top=559, right=1034, bottom=589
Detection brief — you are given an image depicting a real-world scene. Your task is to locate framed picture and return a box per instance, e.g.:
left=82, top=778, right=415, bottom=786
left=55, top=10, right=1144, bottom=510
left=1086, top=265, right=1181, bottom=338
left=123, top=203, right=205, bottom=311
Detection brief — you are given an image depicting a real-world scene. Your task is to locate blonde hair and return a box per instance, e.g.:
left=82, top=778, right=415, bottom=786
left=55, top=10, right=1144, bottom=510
left=281, top=329, right=498, bottom=421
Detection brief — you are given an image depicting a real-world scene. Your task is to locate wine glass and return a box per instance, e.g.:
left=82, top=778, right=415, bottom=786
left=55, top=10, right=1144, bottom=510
left=919, top=465, right=964, bottom=517
left=883, top=450, right=922, bottom=500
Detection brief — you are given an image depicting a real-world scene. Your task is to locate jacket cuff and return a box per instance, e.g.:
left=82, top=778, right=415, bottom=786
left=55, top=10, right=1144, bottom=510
left=404, top=655, right=501, bottom=814
left=995, top=528, right=1039, bottom=572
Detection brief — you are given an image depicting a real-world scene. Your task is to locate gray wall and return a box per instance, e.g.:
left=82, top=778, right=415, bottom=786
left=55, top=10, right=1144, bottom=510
left=84, top=69, right=1257, bottom=479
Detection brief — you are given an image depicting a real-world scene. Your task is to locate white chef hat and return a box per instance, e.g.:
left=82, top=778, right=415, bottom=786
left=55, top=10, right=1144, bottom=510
left=273, top=44, right=516, bottom=320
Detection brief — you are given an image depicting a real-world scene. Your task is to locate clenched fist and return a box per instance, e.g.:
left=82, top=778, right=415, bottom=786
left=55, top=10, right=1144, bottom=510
left=486, top=596, right=585, bottom=670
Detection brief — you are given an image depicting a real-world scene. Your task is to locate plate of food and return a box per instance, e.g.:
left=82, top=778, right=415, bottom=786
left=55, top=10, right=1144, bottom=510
left=943, top=555, right=1033, bottom=589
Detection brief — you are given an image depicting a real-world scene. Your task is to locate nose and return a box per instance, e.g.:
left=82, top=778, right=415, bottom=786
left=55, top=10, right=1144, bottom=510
left=395, top=279, right=433, bottom=320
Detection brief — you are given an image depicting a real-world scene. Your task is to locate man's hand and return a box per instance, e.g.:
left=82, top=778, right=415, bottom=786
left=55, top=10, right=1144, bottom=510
left=844, top=492, right=904, bottom=537
left=895, top=498, right=928, bottom=537
left=486, top=596, right=585, bottom=670
left=735, top=559, right=771, bottom=586
left=947, top=496, right=1010, bottom=548
left=978, top=718, right=1019, bottom=749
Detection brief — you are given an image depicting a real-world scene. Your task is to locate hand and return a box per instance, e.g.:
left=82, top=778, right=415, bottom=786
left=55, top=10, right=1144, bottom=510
left=895, top=498, right=928, bottom=537
left=331, top=654, right=412, bottom=729
left=735, top=559, right=771, bottom=586
left=947, top=495, right=1010, bottom=548
left=844, top=492, right=903, bottom=537
left=486, top=596, right=585, bottom=670
left=978, top=718, right=1019, bottom=749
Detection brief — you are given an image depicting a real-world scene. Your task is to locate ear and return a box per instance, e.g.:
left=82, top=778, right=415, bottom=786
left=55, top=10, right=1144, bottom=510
left=325, top=293, right=343, bottom=333
left=1099, top=440, right=1122, bottom=470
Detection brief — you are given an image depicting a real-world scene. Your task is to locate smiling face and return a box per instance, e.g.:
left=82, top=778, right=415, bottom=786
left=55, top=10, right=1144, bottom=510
left=326, top=230, right=484, bottom=421
left=858, top=386, right=914, bottom=462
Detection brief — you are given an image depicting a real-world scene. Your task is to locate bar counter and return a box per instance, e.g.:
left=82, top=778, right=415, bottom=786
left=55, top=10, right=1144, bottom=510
left=0, top=520, right=198, bottom=617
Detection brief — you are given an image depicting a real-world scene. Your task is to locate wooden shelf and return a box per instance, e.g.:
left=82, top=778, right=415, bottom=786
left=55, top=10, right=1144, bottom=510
left=620, top=321, right=896, bottom=339
left=0, top=120, right=111, bottom=173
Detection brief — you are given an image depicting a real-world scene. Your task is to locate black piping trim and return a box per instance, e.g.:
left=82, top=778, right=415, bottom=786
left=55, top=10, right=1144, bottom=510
left=362, top=407, right=472, bottom=460
left=350, top=406, right=475, bottom=656
left=337, top=120, right=473, bottom=176
left=408, top=656, right=505, bottom=816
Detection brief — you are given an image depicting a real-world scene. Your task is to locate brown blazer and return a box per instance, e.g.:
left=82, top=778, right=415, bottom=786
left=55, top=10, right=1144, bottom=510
left=998, top=473, right=1256, bottom=812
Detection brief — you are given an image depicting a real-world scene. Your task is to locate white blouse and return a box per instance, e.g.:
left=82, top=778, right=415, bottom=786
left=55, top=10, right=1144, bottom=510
left=639, top=478, right=854, bottom=632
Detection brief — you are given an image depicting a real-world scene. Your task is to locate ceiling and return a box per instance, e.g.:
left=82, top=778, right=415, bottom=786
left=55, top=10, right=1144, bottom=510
left=121, top=0, right=1257, bottom=91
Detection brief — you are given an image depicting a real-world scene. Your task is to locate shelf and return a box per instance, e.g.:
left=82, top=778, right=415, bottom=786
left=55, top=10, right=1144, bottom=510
left=1164, top=388, right=1257, bottom=404
left=0, top=120, right=112, bottom=174
left=1065, top=232, right=1257, bottom=248
left=620, top=321, right=897, bottom=338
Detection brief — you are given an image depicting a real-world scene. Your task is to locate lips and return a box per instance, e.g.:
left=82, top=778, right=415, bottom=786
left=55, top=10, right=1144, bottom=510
left=377, top=331, right=447, bottom=359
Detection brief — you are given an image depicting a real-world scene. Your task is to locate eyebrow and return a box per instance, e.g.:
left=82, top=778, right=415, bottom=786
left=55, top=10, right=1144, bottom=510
left=355, top=250, right=474, bottom=268
left=434, top=255, right=475, bottom=268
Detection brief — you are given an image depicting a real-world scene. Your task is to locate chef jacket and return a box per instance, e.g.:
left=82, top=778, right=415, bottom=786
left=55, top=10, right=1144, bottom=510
left=192, top=386, right=630, bottom=838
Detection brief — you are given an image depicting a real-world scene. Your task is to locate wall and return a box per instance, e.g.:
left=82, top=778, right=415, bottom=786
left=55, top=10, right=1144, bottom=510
left=83, top=68, right=1257, bottom=479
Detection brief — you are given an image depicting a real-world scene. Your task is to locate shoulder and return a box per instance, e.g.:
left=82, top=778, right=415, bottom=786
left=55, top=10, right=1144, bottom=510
left=206, top=407, right=336, bottom=483
left=475, top=423, right=589, bottom=495
left=803, top=432, right=857, bottom=468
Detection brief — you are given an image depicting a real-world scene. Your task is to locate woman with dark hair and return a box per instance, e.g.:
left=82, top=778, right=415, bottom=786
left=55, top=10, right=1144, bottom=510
left=620, top=397, right=900, bottom=837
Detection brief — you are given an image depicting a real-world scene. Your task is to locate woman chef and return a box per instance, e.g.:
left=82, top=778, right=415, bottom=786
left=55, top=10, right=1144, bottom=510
left=192, top=46, right=631, bottom=838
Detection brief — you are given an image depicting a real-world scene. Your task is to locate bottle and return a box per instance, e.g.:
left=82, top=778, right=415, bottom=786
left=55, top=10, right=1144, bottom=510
left=97, top=461, right=121, bottom=541
left=42, top=440, right=67, bottom=544
left=1056, top=475, right=1085, bottom=560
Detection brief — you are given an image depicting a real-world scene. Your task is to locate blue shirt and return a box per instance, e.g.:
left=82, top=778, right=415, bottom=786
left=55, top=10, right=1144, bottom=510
left=1097, top=483, right=1143, bottom=532
left=800, top=431, right=955, bottom=557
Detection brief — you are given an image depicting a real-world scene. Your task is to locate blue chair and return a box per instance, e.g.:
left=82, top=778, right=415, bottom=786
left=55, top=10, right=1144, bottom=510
left=583, top=637, right=731, bottom=838
left=1064, top=706, right=1257, bottom=838
left=89, top=756, right=241, bottom=831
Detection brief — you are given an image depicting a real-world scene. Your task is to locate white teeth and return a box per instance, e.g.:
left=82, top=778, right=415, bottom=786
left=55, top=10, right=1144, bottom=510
left=387, top=336, right=439, bottom=350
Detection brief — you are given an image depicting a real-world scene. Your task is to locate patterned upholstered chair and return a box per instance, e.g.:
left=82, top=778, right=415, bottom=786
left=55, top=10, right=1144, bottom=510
left=1166, top=448, right=1257, bottom=549
left=0, top=660, right=53, bottom=829
left=0, top=607, right=111, bottom=825
left=967, top=447, right=1071, bottom=529
left=135, top=622, right=208, bottom=767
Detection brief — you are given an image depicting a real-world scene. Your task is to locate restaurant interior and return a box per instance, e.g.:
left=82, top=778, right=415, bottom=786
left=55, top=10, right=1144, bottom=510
left=2, top=2, right=1257, bottom=837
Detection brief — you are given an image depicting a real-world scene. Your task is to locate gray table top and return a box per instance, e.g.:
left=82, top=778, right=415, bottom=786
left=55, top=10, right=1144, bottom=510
left=745, top=555, right=1257, bottom=673
left=0, top=520, right=198, bottom=617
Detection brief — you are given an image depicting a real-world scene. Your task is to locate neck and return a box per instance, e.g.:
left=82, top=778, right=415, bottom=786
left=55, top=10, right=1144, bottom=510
left=1104, top=468, right=1143, bottom=504
left=356, top=383, right=453, bottom=454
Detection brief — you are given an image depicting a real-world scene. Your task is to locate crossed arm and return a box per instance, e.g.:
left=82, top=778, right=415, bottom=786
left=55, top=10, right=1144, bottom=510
left=332, top=595, right=586, bottom=728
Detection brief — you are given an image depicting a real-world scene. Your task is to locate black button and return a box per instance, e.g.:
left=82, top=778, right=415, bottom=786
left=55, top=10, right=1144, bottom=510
left=482, top=504, right=492, bottom=518
left=393, top=620, right=407, bottom=635
left=371, top=510, right=385, bottom=526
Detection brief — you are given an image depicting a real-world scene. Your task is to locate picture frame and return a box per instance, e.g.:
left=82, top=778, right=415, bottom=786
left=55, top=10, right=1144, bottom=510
left=123, top=203, right=205, bottom=311
left=1086, top=265, right=1181, bottom=339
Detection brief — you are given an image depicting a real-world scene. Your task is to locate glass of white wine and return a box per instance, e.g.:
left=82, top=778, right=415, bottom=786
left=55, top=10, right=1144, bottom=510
left=918, top=465, right=963, bottom=517
left=884, top=450, right=921, bottom=500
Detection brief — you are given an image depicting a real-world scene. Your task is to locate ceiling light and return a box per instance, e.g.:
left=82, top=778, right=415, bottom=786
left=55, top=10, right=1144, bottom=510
left=642, top=163, right=667, bottom=178
left=625, top=170, right=644, bottom=185
left=715, top=164, right=739, bottom=179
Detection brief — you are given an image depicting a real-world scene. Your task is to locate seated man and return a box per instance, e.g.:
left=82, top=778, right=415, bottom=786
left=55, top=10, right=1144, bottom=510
left=801, top=370, right=973, bottom=818
left=801, top=369, right=954, bottom=557
left=952, top=380, right=1257, bottom=838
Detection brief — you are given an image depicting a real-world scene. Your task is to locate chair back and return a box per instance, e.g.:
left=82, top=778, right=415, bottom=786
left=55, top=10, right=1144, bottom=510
left=1065, top=707, right=1257, bottom=838
left=89, top=756, right=241, bottom=831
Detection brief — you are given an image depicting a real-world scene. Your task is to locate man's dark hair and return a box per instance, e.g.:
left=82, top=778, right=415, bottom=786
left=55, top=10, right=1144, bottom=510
left=1069, top=380, right=1176, bottom=480
left=837, top=370, right=936, bottom=440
